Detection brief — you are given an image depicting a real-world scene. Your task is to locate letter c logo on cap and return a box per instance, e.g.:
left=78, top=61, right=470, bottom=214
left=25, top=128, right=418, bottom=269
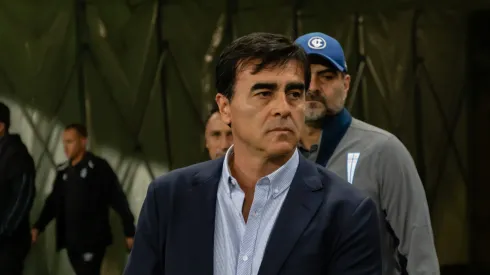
left=308, top=37, right=326, bottom=50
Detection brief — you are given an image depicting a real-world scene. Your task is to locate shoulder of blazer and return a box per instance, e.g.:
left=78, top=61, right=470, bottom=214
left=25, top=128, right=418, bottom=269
left=150, top=158, right=224, bottom=194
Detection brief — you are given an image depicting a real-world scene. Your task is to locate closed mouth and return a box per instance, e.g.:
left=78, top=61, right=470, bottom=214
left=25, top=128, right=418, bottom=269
left=269, top=128, right=293, bottom=133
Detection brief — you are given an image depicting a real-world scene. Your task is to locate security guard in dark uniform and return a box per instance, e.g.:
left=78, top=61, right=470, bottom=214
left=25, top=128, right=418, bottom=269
left=31, top=123, right=135, bottom=275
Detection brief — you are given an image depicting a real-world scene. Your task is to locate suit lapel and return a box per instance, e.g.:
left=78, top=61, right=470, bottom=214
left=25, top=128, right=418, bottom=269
left=181, top=159, right=222, bottom=275
left=258, top=157, right=324, bottom=275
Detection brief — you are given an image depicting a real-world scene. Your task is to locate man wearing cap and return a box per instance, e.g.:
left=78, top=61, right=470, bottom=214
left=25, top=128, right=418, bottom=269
left=295, top=32, right=439, bottom=275
left=0, top=102, right=36, bottom=275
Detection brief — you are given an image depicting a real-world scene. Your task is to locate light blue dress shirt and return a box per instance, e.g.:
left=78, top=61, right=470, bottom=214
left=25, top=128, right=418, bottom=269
left=213, top=146, right=299, bottom=275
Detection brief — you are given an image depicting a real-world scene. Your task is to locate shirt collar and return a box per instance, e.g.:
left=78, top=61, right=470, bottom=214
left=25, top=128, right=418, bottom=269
left=221, top=145, right=299, bottom=199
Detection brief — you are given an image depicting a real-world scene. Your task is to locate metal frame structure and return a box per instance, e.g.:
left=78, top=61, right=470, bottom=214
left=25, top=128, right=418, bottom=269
left=156, top=0, right=173, bottom=171
left=75, top=0, right=88, bottom=126
left=466, top=9, right=490, bottom=270
left=2, top=2, right=469, bottom=206
left=64, top=0, right=162, bottom=182
left=344, top=11, right=468, bottom=205
left=411, top=9, right=427, bottom=184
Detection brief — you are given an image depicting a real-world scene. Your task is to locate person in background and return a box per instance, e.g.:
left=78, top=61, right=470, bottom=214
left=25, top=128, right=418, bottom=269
left=295, top=32, right=439, bottom=275
left=204, top=103, right=233, bottom=160
left=0, top=102, right=36, bottom=275
left=124, top=32, right=382, bottom=275
left=31, top=123, right=135, bottom=275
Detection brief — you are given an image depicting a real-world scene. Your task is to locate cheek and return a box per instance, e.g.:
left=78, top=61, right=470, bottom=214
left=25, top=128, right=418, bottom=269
left=208, top=145, right=217, bottom=153
left=335, top=86, right=346, bottom=102
left=324, top=85, right=343, bottom=101
left=207, top=138, right=218, bottom=146
left=233, top=115, right=262, bottom=140
left=230, top=103, right=267, bottom=138
left=293, top=111, right=305, bottom=128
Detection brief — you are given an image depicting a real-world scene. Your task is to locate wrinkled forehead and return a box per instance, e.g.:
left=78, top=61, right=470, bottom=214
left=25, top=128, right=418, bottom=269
left=236, top=58, right=305, bottom=81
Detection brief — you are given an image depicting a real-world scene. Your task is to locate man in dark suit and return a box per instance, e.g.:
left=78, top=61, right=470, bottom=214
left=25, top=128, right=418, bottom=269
left=124, top=32, right=382, bottom=275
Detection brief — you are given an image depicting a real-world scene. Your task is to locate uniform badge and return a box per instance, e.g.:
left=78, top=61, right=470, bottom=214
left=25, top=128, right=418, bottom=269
left=62, top=173, right=67, bottom=181
left=347, top=152, right=360, bottom=184
left=80, top=167, right=87, bottom=178
left=88, top=160, right=94, bottom=168
left=83, top=252, right=93, bottom=262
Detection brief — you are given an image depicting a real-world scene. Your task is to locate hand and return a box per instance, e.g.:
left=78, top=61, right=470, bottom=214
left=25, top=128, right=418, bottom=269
left=31, top=228, right=39, bottom=244
left=125, top=237, right=134, bottom=251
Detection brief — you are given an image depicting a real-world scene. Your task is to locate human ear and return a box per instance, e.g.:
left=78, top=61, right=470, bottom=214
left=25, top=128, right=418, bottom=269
left=215, top=93, right=231, bottom=125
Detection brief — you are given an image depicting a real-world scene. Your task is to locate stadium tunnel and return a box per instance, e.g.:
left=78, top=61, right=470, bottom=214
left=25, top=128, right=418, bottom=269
left=0, top=0, right=489, bottom=274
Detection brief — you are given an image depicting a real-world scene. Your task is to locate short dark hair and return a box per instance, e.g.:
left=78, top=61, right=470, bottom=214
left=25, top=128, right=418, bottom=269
left=215, top=32, right=310, bottom=100
left=65, top=123, right=88, bottom=138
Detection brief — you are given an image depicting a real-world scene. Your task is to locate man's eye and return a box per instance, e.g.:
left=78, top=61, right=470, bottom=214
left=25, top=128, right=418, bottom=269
left=288, top=91, right=303, bottom=99
left=257, top=91, right=272, bottom=97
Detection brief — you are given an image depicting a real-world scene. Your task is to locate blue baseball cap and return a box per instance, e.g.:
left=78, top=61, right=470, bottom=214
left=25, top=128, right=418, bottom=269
left=295, top=32, right=347, bottom=72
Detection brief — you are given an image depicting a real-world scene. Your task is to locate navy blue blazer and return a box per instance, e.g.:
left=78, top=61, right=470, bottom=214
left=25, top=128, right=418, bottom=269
left=124, top=155, right=382, bottom=275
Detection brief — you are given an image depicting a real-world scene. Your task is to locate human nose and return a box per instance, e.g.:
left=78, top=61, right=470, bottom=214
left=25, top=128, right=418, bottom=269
left=308, top=76, right=320, bottom=92
left=271, top=92, right=291, bottom=117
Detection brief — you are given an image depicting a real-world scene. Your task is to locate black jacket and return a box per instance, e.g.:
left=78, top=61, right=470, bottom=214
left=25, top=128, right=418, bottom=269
left=34, top=152, right=135, bottom=251
left=0, top=134, right=36, bottom=244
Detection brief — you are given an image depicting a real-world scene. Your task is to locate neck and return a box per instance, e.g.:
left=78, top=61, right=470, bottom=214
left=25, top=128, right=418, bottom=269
left=229, top=142, right=293, bottom=189
left=300, top=121, right=322, bottom=150
left=71, top=151, right=86, bottom=166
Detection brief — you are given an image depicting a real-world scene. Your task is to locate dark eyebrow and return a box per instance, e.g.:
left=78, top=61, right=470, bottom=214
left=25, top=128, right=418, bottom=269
left=251, top=83, right=278, bottom=92
left=285, top=82, right=305, bottom=92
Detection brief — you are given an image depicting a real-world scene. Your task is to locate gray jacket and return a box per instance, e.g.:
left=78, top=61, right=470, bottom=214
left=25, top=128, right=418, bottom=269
left=303, top=114, right=439, bottom=275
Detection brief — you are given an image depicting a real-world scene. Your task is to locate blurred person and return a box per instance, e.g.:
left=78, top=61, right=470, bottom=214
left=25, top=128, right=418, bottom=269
left=124, top=32, right=382, bottom=275
left=204, top=103, right=232, bottom=159
left=0, top=102, right=36, bottom=275
left=295, top=32, right=439, bottom=275
left=31, top=123, right=135, bottom=275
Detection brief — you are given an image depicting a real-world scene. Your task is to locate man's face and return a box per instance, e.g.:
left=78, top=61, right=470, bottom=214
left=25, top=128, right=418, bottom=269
left=216, top=60, right=305, bottom=158
left=305, top=62, right=350, bottom=122
left=205, top=112, right=233, bottom=159
left=63, top=129, right=86, bottom=160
